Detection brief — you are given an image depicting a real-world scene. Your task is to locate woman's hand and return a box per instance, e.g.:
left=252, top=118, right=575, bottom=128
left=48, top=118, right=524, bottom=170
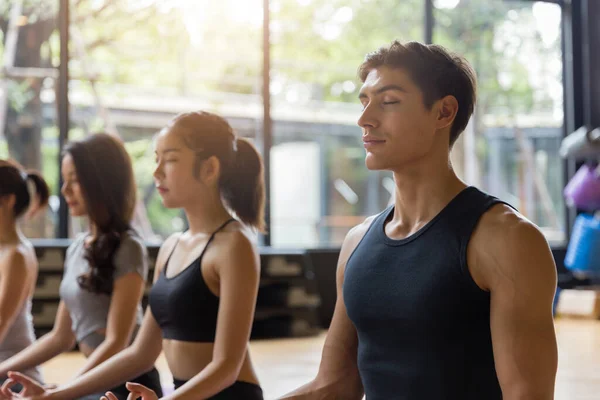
left=0, top=372, right=49, bottom=399
left=100, top=382, right=159, bottom=400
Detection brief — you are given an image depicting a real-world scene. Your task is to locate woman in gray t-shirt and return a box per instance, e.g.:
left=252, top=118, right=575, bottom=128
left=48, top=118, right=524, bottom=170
left=0, top=134, right=162, bottom=400
left=0, top=160, right=50, bottom=386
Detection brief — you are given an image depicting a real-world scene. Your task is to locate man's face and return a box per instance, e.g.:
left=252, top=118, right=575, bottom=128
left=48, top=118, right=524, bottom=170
left=358, top=66, right=441, bottom=171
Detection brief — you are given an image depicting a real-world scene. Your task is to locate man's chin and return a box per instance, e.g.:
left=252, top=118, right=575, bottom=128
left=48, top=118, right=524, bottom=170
left=365, top=156, right=390, bottom=171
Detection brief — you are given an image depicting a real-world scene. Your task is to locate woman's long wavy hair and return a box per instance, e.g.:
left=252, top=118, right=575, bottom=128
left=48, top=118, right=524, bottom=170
left=63, top=133, right=137, bottom=295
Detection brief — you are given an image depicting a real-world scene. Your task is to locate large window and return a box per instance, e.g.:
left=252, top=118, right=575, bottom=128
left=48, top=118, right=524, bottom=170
left=435, top=0, right=565, bottom=244
left=0, top=1, right=60, bottom=238
left=270, top=0, right=424, bottom=247
left=11, top=0, right=566, bottom=246
left=65, top=0, right=263, bottom=241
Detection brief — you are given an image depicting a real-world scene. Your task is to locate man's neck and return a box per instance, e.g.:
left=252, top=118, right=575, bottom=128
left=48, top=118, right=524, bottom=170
left=389, top=160, right=467, bottom=236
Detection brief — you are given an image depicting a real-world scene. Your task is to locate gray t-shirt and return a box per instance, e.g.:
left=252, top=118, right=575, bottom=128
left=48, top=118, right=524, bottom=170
left=59, top=231, right=148, bottom=345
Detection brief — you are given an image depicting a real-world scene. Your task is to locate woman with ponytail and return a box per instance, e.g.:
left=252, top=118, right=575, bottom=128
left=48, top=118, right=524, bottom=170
left=0, top=160, right=49, bottom=387
left=0, top=135, right=162, bottom=400
left=6, top=111, right=266, bottom=400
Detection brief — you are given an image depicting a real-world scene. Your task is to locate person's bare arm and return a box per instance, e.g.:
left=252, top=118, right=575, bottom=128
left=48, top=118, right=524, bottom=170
left=165, top=230, right=260, bottom=399
left=0, top=250, right=32, bottom=344
left=471, top=206, right=558, bottom=400
left=0, top=300, right=76, bottom=378
left=45, top=307, right=163, bottom=400
left=280, top=219, right=374, bottom=399
left=72, top=271, right=145, bottom=377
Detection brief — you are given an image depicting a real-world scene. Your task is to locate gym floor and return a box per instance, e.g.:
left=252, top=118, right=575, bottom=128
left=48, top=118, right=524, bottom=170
left=41, top=318, right=598, bottom=400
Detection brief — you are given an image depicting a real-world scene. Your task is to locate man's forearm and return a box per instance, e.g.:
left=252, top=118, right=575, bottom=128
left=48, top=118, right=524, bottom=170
left=280, top=377, right=363, bottom=400
left=503, top=387, right=554, bottom=400
left=279, top=380, right=318, bottom=399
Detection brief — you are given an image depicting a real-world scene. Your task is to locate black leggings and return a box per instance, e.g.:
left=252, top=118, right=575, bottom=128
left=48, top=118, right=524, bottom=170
left=173, top=378, right=263, bottom=400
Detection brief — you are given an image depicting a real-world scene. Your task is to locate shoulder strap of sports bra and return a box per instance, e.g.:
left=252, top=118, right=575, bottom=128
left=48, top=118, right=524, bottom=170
left=162, top=233, right=182, bottom=274
left=200, top=218, right=237, bottom=256
left=210, top=218, right=236, bottom=239
left=162, top=218, right=236, bottom=275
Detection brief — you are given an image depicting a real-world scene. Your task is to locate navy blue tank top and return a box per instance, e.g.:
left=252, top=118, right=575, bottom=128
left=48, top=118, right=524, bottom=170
left=343, top=187, right=506, bottom=400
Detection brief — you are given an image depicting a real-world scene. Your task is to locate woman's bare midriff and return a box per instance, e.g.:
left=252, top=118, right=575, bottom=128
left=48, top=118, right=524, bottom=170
left=162, top=339, right=259, bottom=385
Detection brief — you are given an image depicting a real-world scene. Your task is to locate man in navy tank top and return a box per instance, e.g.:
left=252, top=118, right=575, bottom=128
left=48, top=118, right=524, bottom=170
left=282, top=41, right=558, bottom=400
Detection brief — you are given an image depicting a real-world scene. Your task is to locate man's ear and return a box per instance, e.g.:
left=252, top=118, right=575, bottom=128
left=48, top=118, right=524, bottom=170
left=435, top=95, right=459, bottom=131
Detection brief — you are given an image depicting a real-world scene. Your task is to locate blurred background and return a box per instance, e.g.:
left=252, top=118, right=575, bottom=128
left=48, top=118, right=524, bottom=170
left=0, top=0, right=567, bottom=247
left=5, top=1, right=600, bottom=397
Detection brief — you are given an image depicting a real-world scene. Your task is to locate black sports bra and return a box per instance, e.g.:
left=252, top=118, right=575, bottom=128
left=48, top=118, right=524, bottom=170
left=148, top=219, right=235, bottom=342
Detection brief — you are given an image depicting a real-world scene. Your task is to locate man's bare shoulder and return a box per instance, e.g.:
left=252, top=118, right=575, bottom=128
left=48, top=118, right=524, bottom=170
left=338, top=212, right=383, bottom=267
left=347, top=213, right=379, bottom=241
left=471, top=203, right=556, bottom=290
left=474, top=203, right=545, bottom=248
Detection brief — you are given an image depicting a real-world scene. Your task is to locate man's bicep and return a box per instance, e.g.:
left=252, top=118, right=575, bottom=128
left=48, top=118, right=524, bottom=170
left=312, top=224, right=368, bottom=397
left=318, top=276, right=360, bottom=376
left=490, top=285, right=557, bottom=395
left=489, top=223, right=557, bottom=399
left=327, top=219, right=373, bottom=354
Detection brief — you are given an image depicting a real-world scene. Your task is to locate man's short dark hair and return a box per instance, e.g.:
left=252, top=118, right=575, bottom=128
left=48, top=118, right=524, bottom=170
left=358, top=41, right=477, bottom=147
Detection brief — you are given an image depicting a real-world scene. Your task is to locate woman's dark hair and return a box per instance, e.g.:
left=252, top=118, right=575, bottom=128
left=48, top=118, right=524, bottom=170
left=63, top=133, right=137, bottom=294
left=166, top=111, right=266, bottom=232
left=0, top=159, right=50, bottom=218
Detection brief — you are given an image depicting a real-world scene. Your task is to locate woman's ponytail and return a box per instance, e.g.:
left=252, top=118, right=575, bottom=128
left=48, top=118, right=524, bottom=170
left=220, top=138, right=266, bottom=232
left=0, top=159, right=49, bottom=218
left=25, top=171, right=50, bottom=215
